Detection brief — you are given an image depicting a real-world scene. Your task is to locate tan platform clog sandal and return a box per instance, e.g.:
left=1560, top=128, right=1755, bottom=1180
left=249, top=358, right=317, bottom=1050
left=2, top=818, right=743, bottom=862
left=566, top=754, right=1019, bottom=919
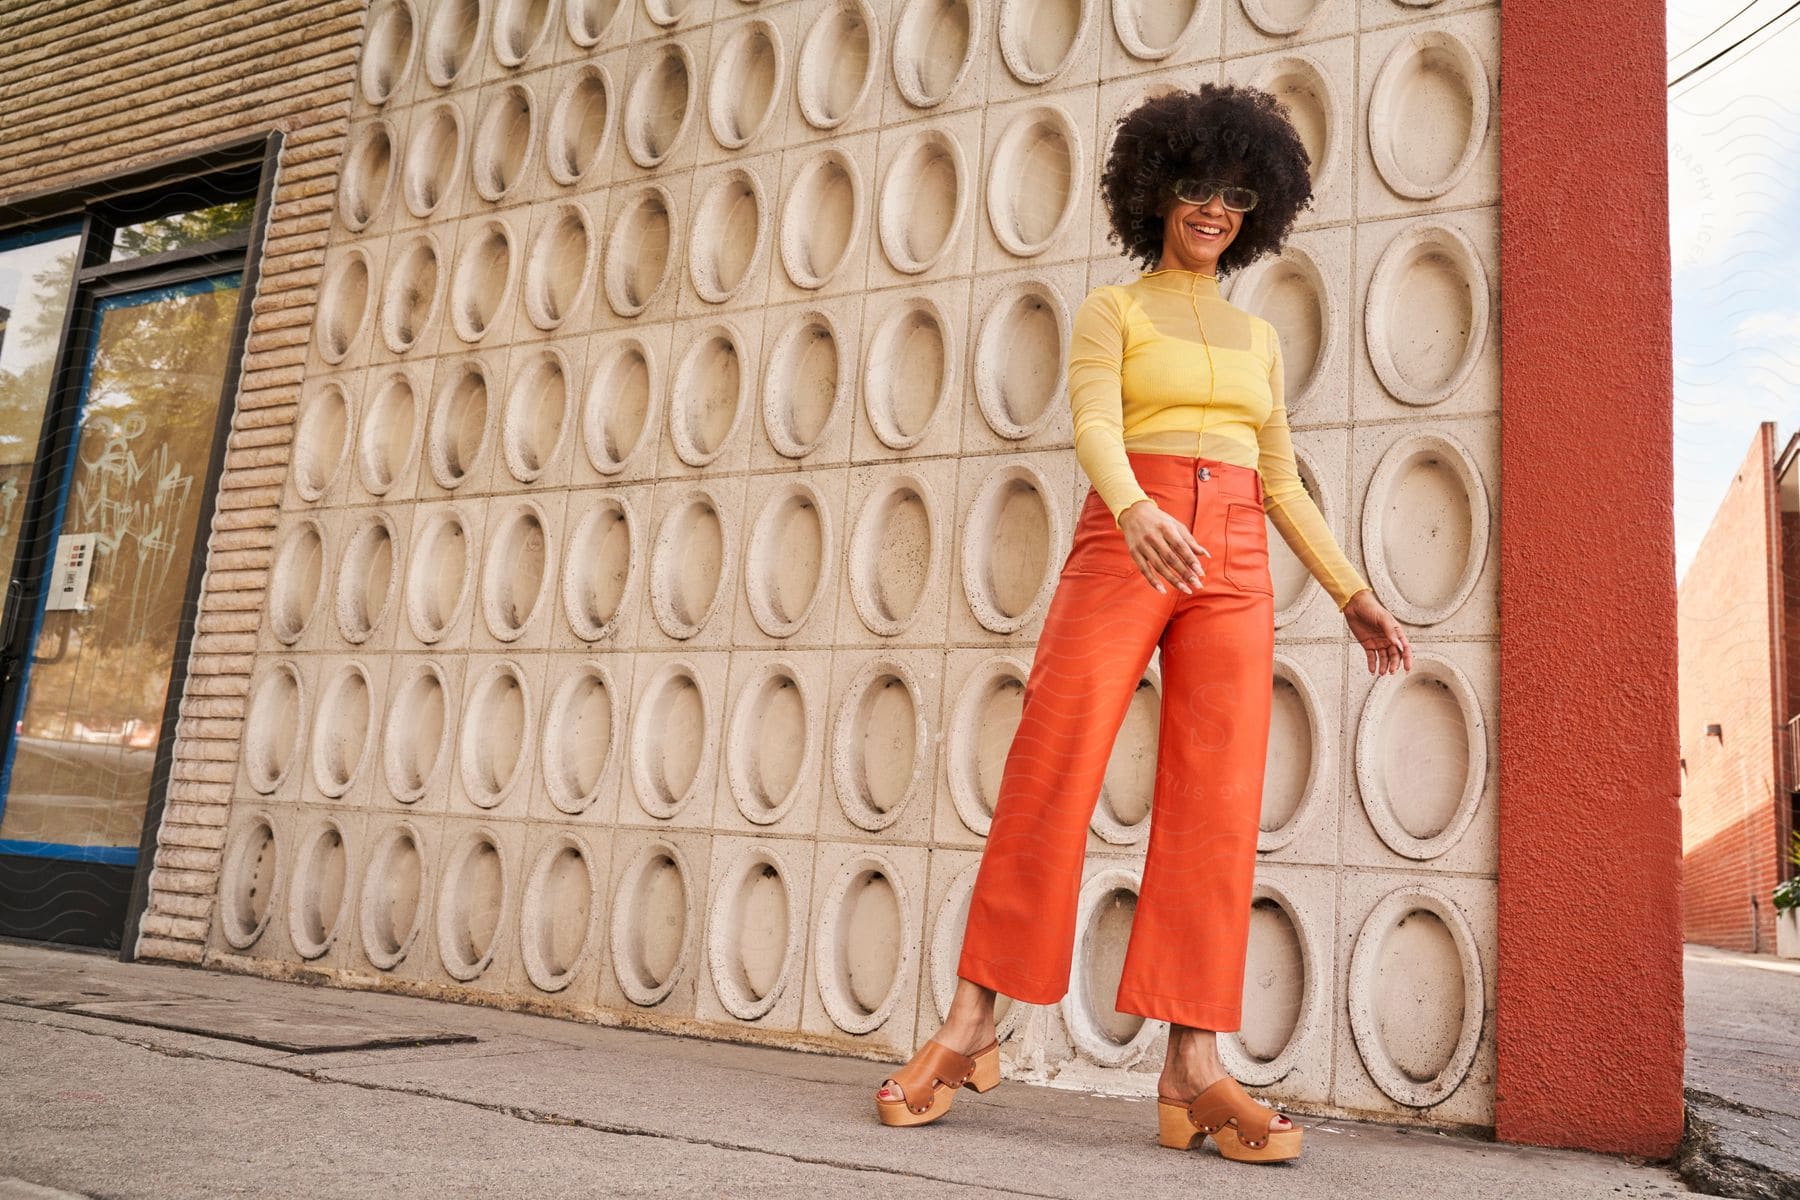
left=874, top=1037, right=1002, bottom=1127
left=1157, top=1075, right=1303, bottom=1163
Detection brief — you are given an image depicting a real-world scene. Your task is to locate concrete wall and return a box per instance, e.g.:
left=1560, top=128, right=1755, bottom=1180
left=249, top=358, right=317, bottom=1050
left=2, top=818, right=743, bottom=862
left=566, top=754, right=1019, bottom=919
left=1679, top=424, right=1783, bottom=952
left=7, top=0, right=1510, bottom=1131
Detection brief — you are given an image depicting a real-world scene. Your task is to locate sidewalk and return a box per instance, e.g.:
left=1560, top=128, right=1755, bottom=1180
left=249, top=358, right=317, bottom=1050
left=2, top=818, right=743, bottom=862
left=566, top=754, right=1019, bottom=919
left=1678, top=944, right=1800, bottom=1198
left=0, top=941, right=1687, bottom=1200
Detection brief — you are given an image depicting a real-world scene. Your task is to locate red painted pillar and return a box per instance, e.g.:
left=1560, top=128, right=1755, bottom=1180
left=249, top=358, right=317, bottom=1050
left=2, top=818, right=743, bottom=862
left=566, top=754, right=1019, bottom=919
left=1496, top=2, right=1686, bottom=1156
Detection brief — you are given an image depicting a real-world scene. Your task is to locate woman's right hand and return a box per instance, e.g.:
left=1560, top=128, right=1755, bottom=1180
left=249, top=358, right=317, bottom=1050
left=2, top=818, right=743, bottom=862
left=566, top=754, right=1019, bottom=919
left=1118, top=499, right=1210, bottom=595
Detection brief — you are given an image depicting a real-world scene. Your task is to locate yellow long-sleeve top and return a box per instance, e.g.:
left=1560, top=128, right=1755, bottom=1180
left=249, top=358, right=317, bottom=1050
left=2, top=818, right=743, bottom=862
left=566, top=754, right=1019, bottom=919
left=1068, top=267, right=1371, bottom=612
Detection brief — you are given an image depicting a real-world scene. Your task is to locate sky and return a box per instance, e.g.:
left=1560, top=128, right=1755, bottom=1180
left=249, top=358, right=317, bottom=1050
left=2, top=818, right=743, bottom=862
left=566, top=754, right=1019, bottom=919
left=1665, top=0, right=1800, bottom=581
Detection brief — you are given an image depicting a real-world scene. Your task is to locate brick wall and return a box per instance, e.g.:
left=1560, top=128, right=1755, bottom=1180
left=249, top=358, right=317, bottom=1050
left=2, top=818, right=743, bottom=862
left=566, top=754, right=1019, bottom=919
left=0, top=0, right=367, bottom=960
left=1678, top=423, right=1782, bottom=951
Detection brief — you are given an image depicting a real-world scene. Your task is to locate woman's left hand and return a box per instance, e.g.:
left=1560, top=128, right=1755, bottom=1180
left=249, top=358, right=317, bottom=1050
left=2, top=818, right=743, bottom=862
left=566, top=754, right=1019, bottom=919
left=1342, top=589, right=1411, bottom=675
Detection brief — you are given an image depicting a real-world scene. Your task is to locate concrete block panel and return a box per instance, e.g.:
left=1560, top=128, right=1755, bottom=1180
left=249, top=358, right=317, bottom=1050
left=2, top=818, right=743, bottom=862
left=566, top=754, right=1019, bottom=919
left=418, top=349, right=508, bottom=502
left=932, top=648, right=1030, bottom=850
left=1222, top=35, right=1356, bottom=229
left=599, top=826, right=715, bottom=1017
left=537, top=55, right=626, bottom=192
left=731, top=467, right=848, bottom=650
left=511, top=822, right=614, bottom=1000
left=237, top=658, right=317, bottom=806
left=208, top=804, right=294, bottom=962
left=553, top=482, right=654, bottom=650
left=639, top=473, right=748, bottom=649
left=283, top=807, right=370, bottom=971
left=1217, top=862, right=1337, bottom=1106
left=416, top=0, right=491, bottom=99
left=612, top=25, right=712, bottom=180
left=347, top=813, right=445, bottom=983
left=450, top=653, right=548, bottom=814
left=1270, top=427, right=1356, bottom=640
left=1256, top=640, right=1344, bottom=866
left=259, top=510, right=337, bottom=655
left=1099, top=0, right=1225, bottom=83
left=817, top=646, right=944, bottom=846
left=485, top=341, right=584, bottom=493
left=961, top=259, right=1086, bottom=456
left=393, top=92, right=477, bottom=231
left=334, top=117, right=405, bottom=244
left=530, top=653, right=634, bottom=826
left=301, top=654, right=392, bottom=809
left=976, top=89, right=1098, bottom=272
left=1226, top=221, right=1354, bottom=429
left=658, top=313, right=765, bottom=478
left=782, top=0, right=894, bottom=146
left=984, top=0, right=1103, bottom=103
left=573, top=324, right=672, bottom=486
left=680, top=152, right=781, bottom=316
left=327, top=504, right=414, bottom=653
left=430, top=815, right=529, bottom=992
left=482, top=0, right=566, bottom=83
left=710, top=648, right=832, bottom=836
left=697, top=833, right=815, bottom=1029
left=357, top=0, right=425, bottom=114
left=699, top=4, right=800, bottom=165
left=1222, top=0, right=1354, bottom=57
left=310, top=239, right=389, bottom=376
left=597, top=174, right=692, bottom=328
left=750, top=292, right=861, bottom=472
left=852, top=278, right=972, bottom=464
left=352, top=363, right=432, bottom=505
left=617, top=649, right=732, bottom=828
left=946, top=448, right=1074, bottom=645
left=830, top=456, right=957, bottom=647
left=396, top=499, right=489, bottom=653
left=767, top=131, right=881, bottom=304
left=511, top=197, right=604, bottom=340
left=868, top=107, right=983, bottom=288
left=377, top=655, right=468, bottom=814
left=562, top=0, right=637, bottom=53
left=882, top=0, right=991, bottom=123
left=470, top=491, right=567, bottom=651
left=800, top=839, right=929, bottom=1055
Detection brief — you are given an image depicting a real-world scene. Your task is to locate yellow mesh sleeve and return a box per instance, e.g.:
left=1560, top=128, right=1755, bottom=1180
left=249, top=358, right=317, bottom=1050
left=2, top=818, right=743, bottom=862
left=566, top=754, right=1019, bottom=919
left=1256, top=326, right=1371, bottom=611
left=1068, top=286, right=1152, bottom=526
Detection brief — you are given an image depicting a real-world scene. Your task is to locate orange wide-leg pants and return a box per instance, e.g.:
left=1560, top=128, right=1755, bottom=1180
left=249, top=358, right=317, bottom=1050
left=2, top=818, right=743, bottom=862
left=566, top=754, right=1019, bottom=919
left=956, top=452, right=1275, bottom=1032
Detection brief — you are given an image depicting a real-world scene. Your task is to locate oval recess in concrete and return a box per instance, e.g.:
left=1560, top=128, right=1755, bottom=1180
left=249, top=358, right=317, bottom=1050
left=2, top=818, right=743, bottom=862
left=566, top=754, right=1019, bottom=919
left=760, top=308, right=847, bottom=458
left=997, top=0, right=1091, bottom=85
left=1251, top=51, right=1344, bottom=196
left=891, top=0, right=976, bottom=109
left=459, top=660, right=534, bottom=808
left=501, top=346, right=572, bottom=482
left=315, top=247, right=373, bottom=365
left=814, top=852, right=913, bottom=1035
left=973, top=278, right=1067, bottom=438
left=402, top=100, right=466, bottom=218
left=492, top=0, right=555, bottom=67
left=1240, top=0, right=1322, bottom=36
left=404, top=505, right=474, bottom=645
left=831, top=656, right=928, bottom=832
left=707, top=842, right=803, bottom=1020
left=725, top=659, right=814, bottom=824
left=360, top=0, right=418, bottom=106
left=382, top=659, right=453, bottom=804
left=676, top=323, right=752, bottom=467
left=428, top=356, right=493, bottom=490
left=689, top=167, right=769, bottom=305
left=604, top=184, right=678, bottom=317
left=945, top=654, right=1030, bottom=837
left=560, top=496, right=635, bottom=641
left=288, top=815, right=351, bottom=961
left=424, top=0, right=484, bottom=88
left=221, top=811, right=281, bottom=950
left=334, top=511, right=399, bottom=644
left=292, top=381, right=351, bottom=503
left=1359, top=430, right=1489, bottom=625
left=623, top=40, right=696, bottom=168
left=358, top=370, right=421, bottom=498
left=959, top=462, right=1059, bottom=634
left=847, top=471, right=937, bottom=636
left=1111, top=0, right=1203, bottom=60
left=1347, top=884, right=1485, bottom=1108
left=1365, top=221, right=1489, bottom=407
left=1259, top=654, right=1328, bottom=853
left=523, top=204, right=593, bottom=331
left=1219, top=881, right=1323, bottom=1085
left=472, top=82, right=537, bottom=202
left=986, top=105, right=1082, bottom=257
left=927, top=859, right=1026, bottom=1039
left=610, top=838, right=695, bottom=1005
left=521, top=831, right=602, bottom=993
left=547, top=64, right=614, bottom=186
left=482, top=501, right=551, bottom=642
left=878, top=126, right=967, bottom=275
left=649, top=486, right=729, bottom=639
left=779, top=147, right=863, bottom=289
left=708, top=17, right=784, bottom=148
left=449, top=217, right=517, bottom=342
left=1090, top=666, right=1160, bottom=846
left=863, top=296, right=954, bottom=450
left=437, top=825, right=510, bottom=981
left=565, top=0, right=626, bottom=46
left=1060, top=866, right=1157, bottom=1066
left=541, top=659, right=620, bottom=814
left=267, top=518, right=327, bottom=646
left=359, top=820, right=429, bottom=970
left=380, top=230, right=445, bottom=355
left=243, top=661, right=306, bottom=795
left=1354, top=649, right=1486, bottom=860
left=629, top=658, right=715, bottom=819
left=643, top=0, right=695, bottom=27
left=310, top=661, right=374, bottom=799
left=795, top=0, right=879, bottom=130
left=1368, top=28, right=1489, bottom=201
left=743, top=479, right=831, bottom=638
left=1229, top=243, right=1334, bottom=417
left=583, top=334, right=658, bottom=473
left=337, top=118, right=398, bottom=233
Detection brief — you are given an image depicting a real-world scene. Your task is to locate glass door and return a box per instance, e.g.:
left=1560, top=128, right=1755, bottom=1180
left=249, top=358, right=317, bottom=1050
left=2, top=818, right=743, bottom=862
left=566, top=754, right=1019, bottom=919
left=0, top=272, right=244, bottom=946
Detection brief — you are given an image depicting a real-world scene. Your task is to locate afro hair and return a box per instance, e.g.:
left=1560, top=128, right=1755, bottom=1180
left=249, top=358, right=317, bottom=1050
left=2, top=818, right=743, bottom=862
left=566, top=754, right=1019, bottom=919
left=1098, top=82, right=1314, bottom=276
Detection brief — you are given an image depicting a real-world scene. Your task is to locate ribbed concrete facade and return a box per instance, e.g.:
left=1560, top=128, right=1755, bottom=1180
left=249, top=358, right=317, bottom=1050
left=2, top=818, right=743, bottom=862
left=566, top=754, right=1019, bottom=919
left=6, top=0, right=1505, bottom=1131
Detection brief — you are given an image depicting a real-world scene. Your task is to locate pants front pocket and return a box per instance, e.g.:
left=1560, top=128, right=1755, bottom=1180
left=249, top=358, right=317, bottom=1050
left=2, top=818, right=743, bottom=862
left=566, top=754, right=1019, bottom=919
left=1222, top=502, right=1272, bottom=594
left=1060, top=490, right=1142, bottom=577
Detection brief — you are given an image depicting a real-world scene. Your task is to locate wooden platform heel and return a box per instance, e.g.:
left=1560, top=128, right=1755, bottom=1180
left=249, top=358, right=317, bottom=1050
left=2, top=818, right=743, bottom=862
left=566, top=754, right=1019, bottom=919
left=1157, top=1075, right=1303, bottom=1163
left=874, top=1038, right=1002, bottom=1128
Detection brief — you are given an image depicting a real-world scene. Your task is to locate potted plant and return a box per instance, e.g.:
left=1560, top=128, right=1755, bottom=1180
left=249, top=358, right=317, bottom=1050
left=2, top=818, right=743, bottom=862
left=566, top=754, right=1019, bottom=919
left=1777, top=831, right=1800, bottom=959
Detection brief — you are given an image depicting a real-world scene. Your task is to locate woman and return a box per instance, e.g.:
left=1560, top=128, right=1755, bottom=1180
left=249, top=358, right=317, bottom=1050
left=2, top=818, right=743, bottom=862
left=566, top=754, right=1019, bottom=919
left=871, top=83, right=1413, bottom=1164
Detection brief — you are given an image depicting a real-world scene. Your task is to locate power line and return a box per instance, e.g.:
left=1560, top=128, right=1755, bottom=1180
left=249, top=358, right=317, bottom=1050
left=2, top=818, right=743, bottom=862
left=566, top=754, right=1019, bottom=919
left=1669, top=0, right=1763, bottom=64
left=1668, top=0, right=1800, bottom=91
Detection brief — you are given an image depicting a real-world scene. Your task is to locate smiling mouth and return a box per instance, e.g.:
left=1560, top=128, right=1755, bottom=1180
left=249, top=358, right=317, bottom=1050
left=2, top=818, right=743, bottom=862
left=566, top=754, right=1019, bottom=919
left=1186, top=221, right=1228, bottom=240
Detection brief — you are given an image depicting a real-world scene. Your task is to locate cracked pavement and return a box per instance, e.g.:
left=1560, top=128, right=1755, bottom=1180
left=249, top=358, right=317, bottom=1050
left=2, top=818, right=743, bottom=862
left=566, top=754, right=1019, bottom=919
left=0, top=942, right=1694, bottom=1199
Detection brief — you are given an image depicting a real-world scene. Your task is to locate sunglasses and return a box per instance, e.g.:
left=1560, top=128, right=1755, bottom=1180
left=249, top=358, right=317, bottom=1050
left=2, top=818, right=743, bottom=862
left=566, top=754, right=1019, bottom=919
left=1170, top=178, right=1258, bottom=212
